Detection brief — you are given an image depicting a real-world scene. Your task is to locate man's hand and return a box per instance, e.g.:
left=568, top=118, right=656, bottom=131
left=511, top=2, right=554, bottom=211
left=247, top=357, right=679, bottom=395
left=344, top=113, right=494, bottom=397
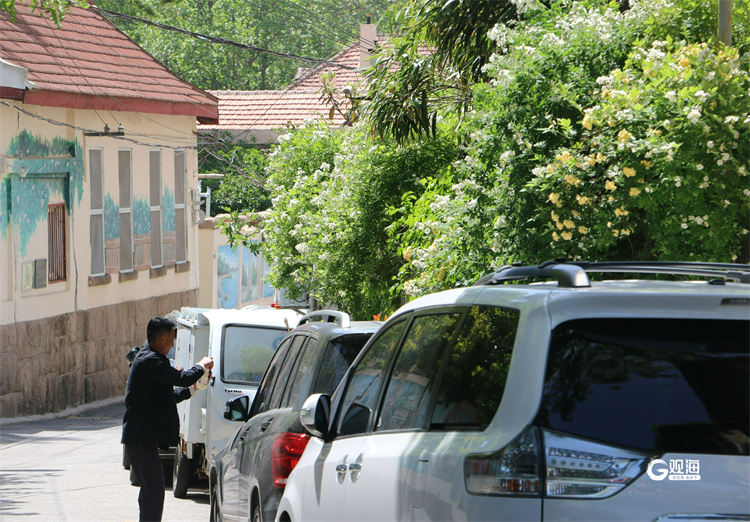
left=198, top=356, right=214, bottom=370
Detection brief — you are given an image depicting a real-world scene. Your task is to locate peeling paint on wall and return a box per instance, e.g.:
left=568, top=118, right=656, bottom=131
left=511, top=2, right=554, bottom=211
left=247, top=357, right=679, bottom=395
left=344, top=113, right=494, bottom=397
left=1, top=131, right=84, bottom=256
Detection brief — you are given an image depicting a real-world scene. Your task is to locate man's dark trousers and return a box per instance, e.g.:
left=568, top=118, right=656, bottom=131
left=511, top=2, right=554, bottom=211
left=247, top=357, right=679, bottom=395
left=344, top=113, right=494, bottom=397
left=127, top=441, right=165, bottom=522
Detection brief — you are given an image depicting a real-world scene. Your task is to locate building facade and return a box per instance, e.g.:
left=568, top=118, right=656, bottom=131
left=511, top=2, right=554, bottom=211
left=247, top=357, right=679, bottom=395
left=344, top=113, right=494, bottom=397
left=0, top=3, right=218, bottom=417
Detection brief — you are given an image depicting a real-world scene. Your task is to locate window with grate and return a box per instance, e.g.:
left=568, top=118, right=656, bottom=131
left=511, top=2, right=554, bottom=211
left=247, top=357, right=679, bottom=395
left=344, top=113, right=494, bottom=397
left=150, top=149, right=162, bottom=267
left=174, top=150, right=187, bottom=263
left=89, top=149, right=105, bottom=275
left=119, top=149, right=133, bottom=272
left=48, top=203, right=66, bottom=282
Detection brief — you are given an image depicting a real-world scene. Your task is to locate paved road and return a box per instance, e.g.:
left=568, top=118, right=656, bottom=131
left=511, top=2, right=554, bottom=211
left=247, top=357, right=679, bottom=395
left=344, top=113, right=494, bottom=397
left=0, top=400, right=209, bottom=521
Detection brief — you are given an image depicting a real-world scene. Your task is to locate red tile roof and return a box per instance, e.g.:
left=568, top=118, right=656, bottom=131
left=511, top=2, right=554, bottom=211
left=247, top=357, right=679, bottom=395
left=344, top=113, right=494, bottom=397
left=199, top=42, right=367, bottom=133
left=0, top=2, right=217, bottom=122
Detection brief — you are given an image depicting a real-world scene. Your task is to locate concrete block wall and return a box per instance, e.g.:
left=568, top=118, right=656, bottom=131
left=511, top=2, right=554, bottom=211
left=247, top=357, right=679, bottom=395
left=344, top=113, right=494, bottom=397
left=0, top=289, right=196, bottom=418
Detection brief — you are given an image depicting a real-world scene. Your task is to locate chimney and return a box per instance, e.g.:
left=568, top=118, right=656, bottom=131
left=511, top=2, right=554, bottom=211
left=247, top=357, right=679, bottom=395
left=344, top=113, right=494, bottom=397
left=359, top=17, right=377, bottom=69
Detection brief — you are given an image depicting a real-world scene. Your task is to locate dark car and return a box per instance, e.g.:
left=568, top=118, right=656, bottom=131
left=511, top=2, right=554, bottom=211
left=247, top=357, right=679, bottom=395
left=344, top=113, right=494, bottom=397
left=209, top=310, right=379, bottom=522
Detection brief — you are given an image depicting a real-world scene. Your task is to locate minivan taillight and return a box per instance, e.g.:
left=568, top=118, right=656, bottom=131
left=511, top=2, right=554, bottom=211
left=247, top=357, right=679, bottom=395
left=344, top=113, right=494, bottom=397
left=465, top=427, right=648, bottom=499
left=272, top=432, right=311, bottom=488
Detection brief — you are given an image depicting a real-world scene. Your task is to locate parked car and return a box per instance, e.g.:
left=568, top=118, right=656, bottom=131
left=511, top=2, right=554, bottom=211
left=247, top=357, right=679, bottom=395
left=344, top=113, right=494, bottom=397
left=210, top=310, right=380, bottom=522
left=276, top=261, right=750, bottom=522
left=172, top=306, right=302, bottom=498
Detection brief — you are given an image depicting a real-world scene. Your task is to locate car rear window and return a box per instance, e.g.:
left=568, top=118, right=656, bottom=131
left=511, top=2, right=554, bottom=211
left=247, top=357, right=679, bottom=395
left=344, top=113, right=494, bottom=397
left=539, top=318, right=749, bottom=455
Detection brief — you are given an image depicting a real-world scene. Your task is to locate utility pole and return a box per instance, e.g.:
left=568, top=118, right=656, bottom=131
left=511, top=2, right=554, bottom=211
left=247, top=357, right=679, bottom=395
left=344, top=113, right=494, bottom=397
left=719, top=0, right=732, bottom=45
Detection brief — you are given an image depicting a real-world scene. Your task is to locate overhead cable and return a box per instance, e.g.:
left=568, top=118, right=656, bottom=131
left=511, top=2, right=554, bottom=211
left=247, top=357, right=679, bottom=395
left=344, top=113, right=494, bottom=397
left=91, top=6, right=357, bottom=71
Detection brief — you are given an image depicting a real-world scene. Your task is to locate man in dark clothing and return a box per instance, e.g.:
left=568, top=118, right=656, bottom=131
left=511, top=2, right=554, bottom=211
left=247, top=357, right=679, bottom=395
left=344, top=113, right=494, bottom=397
left=122, top=316, right=214, bottom=522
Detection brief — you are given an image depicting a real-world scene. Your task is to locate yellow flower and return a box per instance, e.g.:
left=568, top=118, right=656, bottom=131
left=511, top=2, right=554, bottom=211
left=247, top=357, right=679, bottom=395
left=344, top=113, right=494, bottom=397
left=556, top=151, right=572, bottom=163
left=563, top=219, right=575, bottom=229
left=613, top=229, right=620, bottom=237
left=546, top=164, right=556, bottom=174
left=578, top=226, right=588, bottom=234
left=679, top=56, right=691, bottom=68
left=605, top=180, right=617, bottom=191
left=437, top=267, right=447, bottom=281
left=608, top=119, right=616, bottom=127
left=629, top=187, right=641, bottom=197
left=576, top=194, right=591, bottom=205
left=572, top=210, right=580, bottom=218
left=552, top=231, right=560, bottom=241
left=561, top=231, right=573, bottom=240
left=607, top=221, right=613, bottom=228
left=614, top=206, right=629, bottom=217
left=601, top=88, right=612, bottom=99
left=596, top=152, right=606, bottom=163
left=556, top=221, right=564, bottom=230
left=564, top=174, right=581, bottom=186
left=403, top=246, right=412, bottom=262
left=551, top=211, right=559, bottom=222
left=582, top=112, right=593, bottom=130
left=617, top=129, right=632, bottom=143
left=623, top=167, right=636, bottom=177
left=640, top=160, right=652, bottom=169
left=548, top=192, right=562, bottom=207
left=585, top=155, right=597, bottom=167
left=621, top=228, right=632, bottom=236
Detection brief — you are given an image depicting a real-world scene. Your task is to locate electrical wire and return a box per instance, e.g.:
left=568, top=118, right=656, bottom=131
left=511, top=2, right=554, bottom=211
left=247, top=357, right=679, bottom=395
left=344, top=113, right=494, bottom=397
left=91, top=6, right=357, bottom=71
left=1, top=100, right=198, bottom=150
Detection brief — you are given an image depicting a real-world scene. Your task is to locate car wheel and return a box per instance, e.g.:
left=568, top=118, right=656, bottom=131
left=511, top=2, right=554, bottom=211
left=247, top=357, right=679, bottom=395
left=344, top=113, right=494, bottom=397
left=252, top=502, right=261, bottom=522
left=210, top=481, right=222, bottom=522
left=172, top=448, right=193, bottom=498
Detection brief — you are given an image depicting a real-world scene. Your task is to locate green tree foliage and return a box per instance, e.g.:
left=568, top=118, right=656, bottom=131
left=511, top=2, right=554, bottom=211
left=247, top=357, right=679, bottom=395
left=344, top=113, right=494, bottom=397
left=1, top=0, right=87, bottom=24
left=260, top=123, right=457, bottom=317
left=95, top=0, right=400, bottom=91
left=365, top=0, right=519, bottom=142
left=199, top=134, right=271, bottom=215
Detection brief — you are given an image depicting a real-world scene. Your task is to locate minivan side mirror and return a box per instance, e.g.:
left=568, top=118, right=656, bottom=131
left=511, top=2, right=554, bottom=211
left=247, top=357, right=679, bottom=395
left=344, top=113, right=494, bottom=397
left=300, top=393, right=331, bottom=439
left=224, top=395, right=250, bottom=421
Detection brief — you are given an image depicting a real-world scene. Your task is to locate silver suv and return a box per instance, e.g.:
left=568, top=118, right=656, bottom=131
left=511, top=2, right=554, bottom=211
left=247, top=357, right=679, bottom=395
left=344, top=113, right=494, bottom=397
left=277, top=261, right=750, bottom=522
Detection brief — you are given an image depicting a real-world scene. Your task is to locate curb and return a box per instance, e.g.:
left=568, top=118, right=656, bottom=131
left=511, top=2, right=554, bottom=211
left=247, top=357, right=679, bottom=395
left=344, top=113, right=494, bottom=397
left=0, top=395, right=125, bottom=426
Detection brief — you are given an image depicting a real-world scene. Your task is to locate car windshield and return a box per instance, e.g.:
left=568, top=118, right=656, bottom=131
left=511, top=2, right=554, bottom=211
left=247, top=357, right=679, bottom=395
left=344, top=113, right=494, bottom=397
left=222, top=325, right=288, bottom=385
left=539, top=318, right=750, bottom=455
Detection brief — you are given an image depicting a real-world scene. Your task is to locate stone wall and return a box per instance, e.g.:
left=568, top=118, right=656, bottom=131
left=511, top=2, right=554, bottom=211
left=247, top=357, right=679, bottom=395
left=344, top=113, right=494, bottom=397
left=0, top=289, right=196, bottom=418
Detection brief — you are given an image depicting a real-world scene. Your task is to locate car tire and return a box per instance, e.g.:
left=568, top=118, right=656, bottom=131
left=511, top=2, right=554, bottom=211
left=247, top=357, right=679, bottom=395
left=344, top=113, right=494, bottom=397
left=172, top=448, right=193, bottom=498
left=210, top=481, right=222, bottom=522
left=252, top=502, right=261, bottom=522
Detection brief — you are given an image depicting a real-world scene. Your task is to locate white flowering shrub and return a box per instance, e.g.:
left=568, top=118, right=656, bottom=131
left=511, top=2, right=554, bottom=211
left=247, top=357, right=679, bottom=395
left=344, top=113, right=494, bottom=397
left=388, top=0, right=750, bottom=297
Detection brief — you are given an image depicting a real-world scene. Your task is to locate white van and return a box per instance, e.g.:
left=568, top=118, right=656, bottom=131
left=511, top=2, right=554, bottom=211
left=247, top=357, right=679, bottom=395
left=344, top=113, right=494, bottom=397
left=172, top=305, right=302, bottom=497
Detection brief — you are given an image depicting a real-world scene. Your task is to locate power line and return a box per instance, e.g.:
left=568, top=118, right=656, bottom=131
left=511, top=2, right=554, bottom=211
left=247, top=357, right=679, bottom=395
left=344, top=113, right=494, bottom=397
left=91, top=6, right=357, bottom=71
left=1, top=101, right=197, bottom=150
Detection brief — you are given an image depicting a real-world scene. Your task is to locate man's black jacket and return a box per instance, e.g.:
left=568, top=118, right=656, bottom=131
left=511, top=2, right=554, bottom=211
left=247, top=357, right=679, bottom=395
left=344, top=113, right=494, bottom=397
left=121, top=343, right=205, bottom=446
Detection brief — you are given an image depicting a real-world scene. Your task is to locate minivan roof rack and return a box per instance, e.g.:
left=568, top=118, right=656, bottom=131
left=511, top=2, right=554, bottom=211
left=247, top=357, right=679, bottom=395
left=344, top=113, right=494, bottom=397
left=474, top=260, right=750, bottom=288
left=298, top=310, right=351, bottom=328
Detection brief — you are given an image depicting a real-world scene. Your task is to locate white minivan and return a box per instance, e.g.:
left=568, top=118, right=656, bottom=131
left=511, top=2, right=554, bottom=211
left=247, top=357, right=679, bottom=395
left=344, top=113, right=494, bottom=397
left=276, top=261, right=750, bottom=521
left=173, top=306, right=301, bottom=497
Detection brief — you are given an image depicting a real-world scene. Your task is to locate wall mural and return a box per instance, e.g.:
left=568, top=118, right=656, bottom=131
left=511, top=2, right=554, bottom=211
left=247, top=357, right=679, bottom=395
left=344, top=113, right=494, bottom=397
left=104, top=194, right=119, bottom=240
left=217, top=244, right=239, bottom=308
left=1, top=130, right=84, bottom=257
left=162, top=187, right=175, bottom=233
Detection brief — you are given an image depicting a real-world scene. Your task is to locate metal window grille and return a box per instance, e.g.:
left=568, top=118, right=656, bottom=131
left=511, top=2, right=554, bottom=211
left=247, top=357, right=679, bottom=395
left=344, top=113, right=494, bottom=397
left=48, top=203, right=66, bottom=282
left=174, top=150, right=186, bottom=262
left=89, top=149, right=105, bottom=275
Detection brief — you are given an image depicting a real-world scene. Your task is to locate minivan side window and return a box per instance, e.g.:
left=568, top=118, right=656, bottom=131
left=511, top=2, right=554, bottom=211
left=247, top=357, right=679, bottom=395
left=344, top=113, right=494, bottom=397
left=314, top=334, right=373, bottom=396
left=250, top=336, right=292, bottom=416
left=377, top=313, right=462, bottom=432
left=430, top=306, right=520, bottom=430
left=337, top=319, right=408, bottom=436
left=283, top=335, right=319, bottom=409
